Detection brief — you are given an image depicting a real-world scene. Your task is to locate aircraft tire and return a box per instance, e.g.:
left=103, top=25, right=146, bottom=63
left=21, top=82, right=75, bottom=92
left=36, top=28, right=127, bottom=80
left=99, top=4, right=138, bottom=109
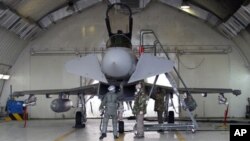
left=118, top=121, right=124, bottom=133
left=75, top=111, right=85, bottom=128
left=168, top=111, right=175, bottom=123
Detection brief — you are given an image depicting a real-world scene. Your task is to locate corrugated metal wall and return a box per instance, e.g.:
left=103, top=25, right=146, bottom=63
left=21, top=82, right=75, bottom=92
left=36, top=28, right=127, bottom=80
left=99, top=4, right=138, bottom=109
left=0, top=27, right=28, bottom=97
left=0, top=27, right=28, bottom=67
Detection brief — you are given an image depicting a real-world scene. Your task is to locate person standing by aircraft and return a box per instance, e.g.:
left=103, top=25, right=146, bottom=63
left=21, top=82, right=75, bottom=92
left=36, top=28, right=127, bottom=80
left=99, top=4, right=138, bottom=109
left=154, top=87, right=166, bottom=125
left=132, top=82, right=148, bottom=138
left=99, top=84, right=123, bottom=140
left=154, top=87, right=166, bottom=133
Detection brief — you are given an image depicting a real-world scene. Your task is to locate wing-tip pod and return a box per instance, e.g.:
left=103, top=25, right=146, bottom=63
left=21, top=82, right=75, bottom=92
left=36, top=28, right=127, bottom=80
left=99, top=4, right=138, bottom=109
left=128, top=54, right=174, bottom=83
left=65, top=55, right=108, bottom=83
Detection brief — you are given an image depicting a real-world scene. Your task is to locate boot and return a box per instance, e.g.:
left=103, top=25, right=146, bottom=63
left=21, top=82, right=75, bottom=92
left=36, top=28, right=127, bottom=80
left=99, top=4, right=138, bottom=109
left=99, top=133, right=107, bottom=140
left=134, top=133, right=144, bottom=139
left=157, top=129, right=164, bottom=133
left=134, top=135, right=144, bottom=139
left=114, top=135, right=119, bottom=139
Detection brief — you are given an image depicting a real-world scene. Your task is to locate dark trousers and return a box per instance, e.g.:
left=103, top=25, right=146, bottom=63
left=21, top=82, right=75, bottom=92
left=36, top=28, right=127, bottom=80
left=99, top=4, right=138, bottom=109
left=157, top=111, right=164, bottom=124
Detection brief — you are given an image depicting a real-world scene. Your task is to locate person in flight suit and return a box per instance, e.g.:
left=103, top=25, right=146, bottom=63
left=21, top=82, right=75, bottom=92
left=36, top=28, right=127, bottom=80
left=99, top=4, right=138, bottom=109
left=132, top=82, right=148, bottom=138
left=154, top=87, right=166, bottom=125
left=99, top=85, right=123, bottom=140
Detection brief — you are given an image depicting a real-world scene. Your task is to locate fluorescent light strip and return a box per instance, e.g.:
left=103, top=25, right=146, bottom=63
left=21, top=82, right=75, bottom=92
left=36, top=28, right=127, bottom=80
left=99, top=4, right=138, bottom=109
left=0, top=74, right=3, bottom=79
left=0, top=74, right=10, bottom=80
left=3, top=75, right=10, bottom=80
left=181, top=5, right=190, bottom=9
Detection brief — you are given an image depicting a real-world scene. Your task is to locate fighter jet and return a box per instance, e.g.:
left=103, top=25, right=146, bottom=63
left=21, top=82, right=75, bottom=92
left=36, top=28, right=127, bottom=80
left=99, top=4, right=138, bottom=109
left=12, top=3, right=241, bottom=130
left=64, top=3, right=174, bottom=86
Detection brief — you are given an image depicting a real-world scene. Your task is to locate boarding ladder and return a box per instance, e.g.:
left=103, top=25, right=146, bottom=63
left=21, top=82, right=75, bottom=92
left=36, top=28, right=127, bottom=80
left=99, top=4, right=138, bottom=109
left=140, top=29, right=198, bottom=133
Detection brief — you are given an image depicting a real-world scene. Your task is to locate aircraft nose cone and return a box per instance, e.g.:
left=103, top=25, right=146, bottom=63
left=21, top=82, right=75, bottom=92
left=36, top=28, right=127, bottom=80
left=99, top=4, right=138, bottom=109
left=111, top=62, right=118, bottom=70
left=102, top=47, right=136, bottom=78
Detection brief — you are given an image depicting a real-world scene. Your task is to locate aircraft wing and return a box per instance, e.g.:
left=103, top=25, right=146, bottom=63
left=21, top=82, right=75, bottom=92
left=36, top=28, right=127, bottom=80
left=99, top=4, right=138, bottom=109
left=128, top=54, right=174, bottom=83
left=144, top=83, right=241, bottom=96
left=12, top=83, right=99, bottom=97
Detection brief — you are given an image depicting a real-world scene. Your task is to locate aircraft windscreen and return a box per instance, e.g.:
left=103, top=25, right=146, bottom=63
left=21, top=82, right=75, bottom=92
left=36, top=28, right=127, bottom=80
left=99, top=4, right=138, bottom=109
left=106, top=34, right=132, bottom=48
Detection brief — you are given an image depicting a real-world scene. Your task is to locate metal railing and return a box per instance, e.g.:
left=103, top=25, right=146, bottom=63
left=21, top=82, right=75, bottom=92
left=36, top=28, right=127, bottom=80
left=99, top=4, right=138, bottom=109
left=29, top=44, right=232, bottom=56
left=140, top=29, right=199, bottom=129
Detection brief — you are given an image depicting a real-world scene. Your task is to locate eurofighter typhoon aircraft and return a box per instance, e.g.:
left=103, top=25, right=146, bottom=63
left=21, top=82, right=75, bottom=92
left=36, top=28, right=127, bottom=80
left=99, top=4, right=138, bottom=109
left=13, top=3, right=241, bottom=130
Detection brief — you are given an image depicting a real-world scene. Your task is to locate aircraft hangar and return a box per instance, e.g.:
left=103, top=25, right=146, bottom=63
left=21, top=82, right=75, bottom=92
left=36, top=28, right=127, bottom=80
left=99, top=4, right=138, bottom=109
left=0, top=0, right=250, bottom=141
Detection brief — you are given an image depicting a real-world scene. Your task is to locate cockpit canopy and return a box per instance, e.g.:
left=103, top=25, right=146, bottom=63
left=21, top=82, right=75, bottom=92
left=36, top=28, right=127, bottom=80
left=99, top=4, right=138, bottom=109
left=106, top=34, right=132, bottom=48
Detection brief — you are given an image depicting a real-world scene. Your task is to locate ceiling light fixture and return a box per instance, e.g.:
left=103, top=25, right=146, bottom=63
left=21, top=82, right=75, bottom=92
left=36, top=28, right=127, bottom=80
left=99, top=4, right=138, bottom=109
left=0, top=74, right=10, bottom=80
left=3, top=75, right=10, bottom=80
left=181, top=0, right=190, bottom=9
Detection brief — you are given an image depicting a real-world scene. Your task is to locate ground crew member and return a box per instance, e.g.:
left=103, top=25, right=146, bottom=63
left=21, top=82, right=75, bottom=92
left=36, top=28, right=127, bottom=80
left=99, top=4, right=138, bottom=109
left=99, top=85, right=123, bottom=139
left=132, top=82, right=148, bottom=138
left=154, top=87, right=165, bottom=124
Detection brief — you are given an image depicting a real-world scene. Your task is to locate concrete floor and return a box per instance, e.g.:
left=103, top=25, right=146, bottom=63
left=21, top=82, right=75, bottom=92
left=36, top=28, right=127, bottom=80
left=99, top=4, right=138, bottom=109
left=0, top=119, right=230, bottom=141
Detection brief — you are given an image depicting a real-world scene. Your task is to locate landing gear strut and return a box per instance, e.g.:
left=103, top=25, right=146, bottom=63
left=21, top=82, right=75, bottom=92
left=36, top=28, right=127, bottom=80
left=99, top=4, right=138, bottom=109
left=74, top=94, right=87, bottom=128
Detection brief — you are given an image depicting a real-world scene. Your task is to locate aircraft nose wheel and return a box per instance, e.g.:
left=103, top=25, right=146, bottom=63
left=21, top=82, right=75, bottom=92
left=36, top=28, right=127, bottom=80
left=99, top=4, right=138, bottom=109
left=75, top=111, right=85, bottom=128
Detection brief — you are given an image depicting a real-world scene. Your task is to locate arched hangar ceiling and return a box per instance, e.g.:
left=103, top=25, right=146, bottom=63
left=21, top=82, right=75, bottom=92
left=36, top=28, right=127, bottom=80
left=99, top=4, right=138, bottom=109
left=1, top=0, right=249, bottom=25
left=189, top=0, right=249, bottom=20
left=0, top=0, right=250, bottom=73
left=0, top=0, right=249, bottom=39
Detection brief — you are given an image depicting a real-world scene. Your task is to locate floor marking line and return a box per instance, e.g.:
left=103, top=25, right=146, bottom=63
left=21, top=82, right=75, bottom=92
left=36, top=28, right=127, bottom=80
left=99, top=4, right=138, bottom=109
left=175, top=131, right=186, bottom=141
left=13, top=113, right=23, bottom=121
left=116, top=133, right=125, bottom=141
left=54, top=129, right=77, bottom=141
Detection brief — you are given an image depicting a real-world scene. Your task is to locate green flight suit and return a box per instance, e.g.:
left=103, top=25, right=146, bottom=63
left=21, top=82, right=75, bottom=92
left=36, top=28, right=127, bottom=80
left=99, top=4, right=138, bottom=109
left=132, top=90, right=148, bottom=115
left=154, top=89, right=165, bottom=124
left=132, top=90, right=148, bottom=137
